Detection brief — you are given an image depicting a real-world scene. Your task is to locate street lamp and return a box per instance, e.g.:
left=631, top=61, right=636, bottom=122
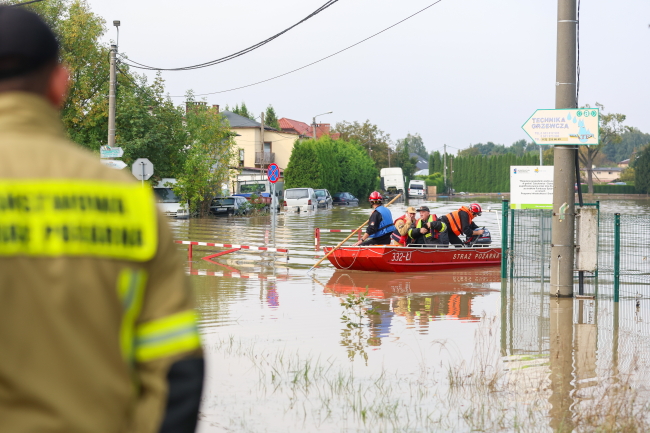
left=312, top=111, right=332, bottom=140
left=113, top=20, right=120, bottom=49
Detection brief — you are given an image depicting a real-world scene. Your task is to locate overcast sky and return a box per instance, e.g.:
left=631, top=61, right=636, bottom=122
left=88, top=0, right=649, bottom=155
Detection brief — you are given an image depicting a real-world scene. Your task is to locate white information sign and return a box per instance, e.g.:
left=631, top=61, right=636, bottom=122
left=100, top=159, right=127, bottom=170
left=510, top=166, right=554, bottom=209
left=522, top=108, right=599, bottom=145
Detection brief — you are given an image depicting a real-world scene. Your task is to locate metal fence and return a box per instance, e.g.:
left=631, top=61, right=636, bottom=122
left=500, top=200, right=650, bottom=301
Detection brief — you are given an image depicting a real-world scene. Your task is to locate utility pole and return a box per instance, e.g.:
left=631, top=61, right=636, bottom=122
left=260, top=112, right=265, bottom=173
left=551, top=0, right=577, bottom=297
left=443, top=144, right=447, bottom=191
left=107, top=44, right=117, bottom=148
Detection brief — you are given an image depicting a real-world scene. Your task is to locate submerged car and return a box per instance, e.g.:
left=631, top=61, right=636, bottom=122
left=314, top=189, right=333, bottom=208
left=283, top=188, right=317, bottom=212
left=332, top=192, right=359, bottom=205
left=210, top=196, right=250, bottom=216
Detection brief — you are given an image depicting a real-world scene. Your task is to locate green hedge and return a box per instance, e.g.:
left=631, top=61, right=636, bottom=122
left=580, top=184, right=638, bottom=194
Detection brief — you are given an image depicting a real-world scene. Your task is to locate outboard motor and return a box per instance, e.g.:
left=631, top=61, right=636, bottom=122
left=465, top=227, right=492, bottom=247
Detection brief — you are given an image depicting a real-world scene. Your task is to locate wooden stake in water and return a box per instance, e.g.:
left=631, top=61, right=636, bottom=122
left=307, top=194, right=402, bottom=273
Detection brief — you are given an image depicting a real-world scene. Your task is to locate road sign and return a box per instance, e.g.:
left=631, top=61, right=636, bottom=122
left=522, top=108, right=599, bottom=145
left=132, top=158, right=154, bottom=181
left=100, top=159, right=127, bottom=170
left=100, top=146, right=124, bottom=158
left=267, top=163, right=280, bottom=183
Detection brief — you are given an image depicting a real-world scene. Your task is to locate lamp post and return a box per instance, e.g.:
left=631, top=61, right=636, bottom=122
left=312, top=111, right=332, bottom=140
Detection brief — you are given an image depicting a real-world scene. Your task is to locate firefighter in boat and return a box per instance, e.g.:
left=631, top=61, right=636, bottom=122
left=408, top=206, right=448, bottom=246
left=352, top=191, right=394, bottom=246
left=390, top=206, right=417, bottom=247
left=439, top=203, right=484, bottom=245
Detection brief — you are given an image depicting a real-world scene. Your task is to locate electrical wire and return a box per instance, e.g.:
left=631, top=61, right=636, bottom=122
left=168, top=0, right=444, bottom=97
left=119, top=0, right=339, bottom=71
left=8, top=0, right=48, bottom=6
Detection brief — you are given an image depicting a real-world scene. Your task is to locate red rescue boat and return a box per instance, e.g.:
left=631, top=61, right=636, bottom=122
left=322, top=245, right=501, bottom=273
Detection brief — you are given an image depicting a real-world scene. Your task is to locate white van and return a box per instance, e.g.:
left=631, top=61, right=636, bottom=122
left=153, top=178, right=189, bottom=219
left=283, top=188, right=317, bottom=212
left=408, top=180, right=426, bottom=198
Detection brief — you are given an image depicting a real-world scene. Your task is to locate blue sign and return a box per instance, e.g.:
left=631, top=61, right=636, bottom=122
left=267, top=163, right=280, bottom=183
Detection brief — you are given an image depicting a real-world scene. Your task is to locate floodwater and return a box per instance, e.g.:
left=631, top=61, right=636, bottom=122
left=165, top=197, right=650, bottom=432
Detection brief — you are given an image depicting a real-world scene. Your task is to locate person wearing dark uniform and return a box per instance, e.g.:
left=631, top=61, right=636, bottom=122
left=352, top=191, right=394, bottom=246
left=408, top=206, right=448, bottom=246
left=440, top=203, right=484, bottom=245
left=0, top=7, right=203, bottom=433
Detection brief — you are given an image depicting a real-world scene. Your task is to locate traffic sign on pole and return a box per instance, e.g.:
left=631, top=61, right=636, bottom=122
left=131, top=158, right=154, bottom=181
left=522, top=108, right=599, bottom=145
left=100, top=146, right=124, bottom=158
left=100, top=159, right=127, bottom=170
left=267, top=163, right=280, bottom=183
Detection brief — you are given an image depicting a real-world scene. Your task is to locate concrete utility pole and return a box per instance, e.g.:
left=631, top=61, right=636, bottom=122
left=107, top=44, right=117, bottom=148
left=551, top=0, right=578, bottom=297
left=260, top=112, right=265, bottom=166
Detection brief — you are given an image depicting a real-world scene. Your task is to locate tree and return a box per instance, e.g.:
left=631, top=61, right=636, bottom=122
left=284, top=136, right=376, bottom=199
left=397, top=133, right=427, bottom=159
left=393, top=139, right=418, bottom=178
left=578, top=103, right=630, bottom=193
left=635, top=145, right=650, bottom=194
left=264, top=105, right=280, bottom=130
left=334, top=120, right=391, bottom=170
left=602, top=127, right=650, bottom=163
left=174, top=96, right=237, bottom=217
left=228, top=102, right=255, bottom=120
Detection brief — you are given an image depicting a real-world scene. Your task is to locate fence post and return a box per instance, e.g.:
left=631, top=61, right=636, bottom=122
left=188, top=243, right=193, bottom=261
left=509, top=208, right=515, bottom=279
left=614, top=213, right=620, bottom=302
left=315, top=228, right=320, bottom=250
left=501, top=199, right=509, bottom=279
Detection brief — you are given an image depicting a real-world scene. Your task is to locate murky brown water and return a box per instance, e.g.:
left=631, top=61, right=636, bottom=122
left=165, top=197, right=650, bottom=432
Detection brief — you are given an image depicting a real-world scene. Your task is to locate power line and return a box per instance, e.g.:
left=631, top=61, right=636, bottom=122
left=8, top=0, right=48, bottom=6
left=120, top=0, right=340, bottom=71
left=168, top=0, right=444, bottom=97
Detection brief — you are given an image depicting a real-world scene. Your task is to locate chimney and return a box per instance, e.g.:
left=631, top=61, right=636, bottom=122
left=213, top=104, right=220, bottom=113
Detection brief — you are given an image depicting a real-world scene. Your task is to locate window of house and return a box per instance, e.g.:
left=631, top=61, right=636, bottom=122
left=264, top=142, right=272, bottom=153
left=239, top=149, right=244, bottom=167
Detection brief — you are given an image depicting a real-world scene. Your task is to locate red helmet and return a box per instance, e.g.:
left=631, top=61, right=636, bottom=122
left=469, top=203, right=482, bottom=216
left=368, top=191, right=383, bottom=201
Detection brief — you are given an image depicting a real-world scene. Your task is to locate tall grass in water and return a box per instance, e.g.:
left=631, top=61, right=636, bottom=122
left=201, top=316, right=650, bottom=432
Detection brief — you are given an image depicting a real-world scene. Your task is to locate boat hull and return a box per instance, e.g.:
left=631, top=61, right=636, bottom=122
left=322, top=245, right=501, bottom=272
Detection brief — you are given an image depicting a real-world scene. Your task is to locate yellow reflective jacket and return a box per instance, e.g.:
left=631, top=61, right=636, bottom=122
left=0, top=92, right=201, bottom=433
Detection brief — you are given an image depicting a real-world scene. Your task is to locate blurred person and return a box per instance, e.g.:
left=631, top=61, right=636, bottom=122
left=439, top=203, right=484, bottom=245
left=408, top=206, right=448, bottom=246
left=352, top=191, right=394, bottom=246
left=390, top=206, right=417, bottom=247
left=0, top=6, right=203, bottom=433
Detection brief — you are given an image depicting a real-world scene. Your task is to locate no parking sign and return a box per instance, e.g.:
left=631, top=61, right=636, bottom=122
left=267, top=163, right=280, bottom=183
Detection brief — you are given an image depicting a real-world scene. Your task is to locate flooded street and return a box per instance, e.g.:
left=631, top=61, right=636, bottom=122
left=167, top=197, right=650, bottom=432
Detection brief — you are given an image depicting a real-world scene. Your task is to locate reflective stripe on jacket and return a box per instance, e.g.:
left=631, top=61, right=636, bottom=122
left=369, top=205, right=394, bottom=238
left=446, top=207, right=473, bottom=236
left=409, top=215, right=439, bottom=241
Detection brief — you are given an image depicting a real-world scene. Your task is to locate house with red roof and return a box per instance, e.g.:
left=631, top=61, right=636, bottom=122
left=279, top=118, right=340, bottom=140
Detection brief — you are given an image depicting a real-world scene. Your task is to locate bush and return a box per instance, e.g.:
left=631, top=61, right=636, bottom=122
left=579, top=184, right=638, bottom=194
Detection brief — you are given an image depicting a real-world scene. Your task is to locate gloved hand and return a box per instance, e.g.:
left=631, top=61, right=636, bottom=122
left=439, top=222, right=447, bottom=233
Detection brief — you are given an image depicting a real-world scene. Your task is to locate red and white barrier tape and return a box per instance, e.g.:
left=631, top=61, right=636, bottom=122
left=175, top=240, right=289, bottom=254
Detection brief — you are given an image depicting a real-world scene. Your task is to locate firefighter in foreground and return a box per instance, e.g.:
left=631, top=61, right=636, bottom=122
left=0, top=7, right=203, bottom=433
left=440, top=203, right=484, bottom=245
left=408, top=206, right=448, bottom=246
left=352, top=191, right=394, bottom=246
